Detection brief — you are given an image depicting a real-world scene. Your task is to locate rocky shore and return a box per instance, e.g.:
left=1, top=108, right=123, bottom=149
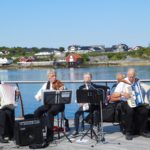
left=0, top=59, right=150, bottom=69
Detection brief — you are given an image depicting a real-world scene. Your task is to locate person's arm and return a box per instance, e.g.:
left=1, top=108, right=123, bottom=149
left=110, top=92, right=121, bottom=102
left=110, top=82, right=131, bottom=102
left=35, top=83, right=47, bottom=101
left=110, top=92, right=131, bottom=101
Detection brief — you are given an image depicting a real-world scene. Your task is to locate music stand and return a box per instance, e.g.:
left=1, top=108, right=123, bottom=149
left=42, top=90, right=72, bottom=143
left=42, top=90, right=72, bottom=105
left=76, top=89, right=104, bottom=142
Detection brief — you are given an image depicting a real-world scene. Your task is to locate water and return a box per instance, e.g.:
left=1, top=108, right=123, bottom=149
left=0, top=66, right=150, bottom=118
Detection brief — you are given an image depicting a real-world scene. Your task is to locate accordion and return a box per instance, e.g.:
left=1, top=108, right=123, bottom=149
left=125, top=81, right=145, bottom=108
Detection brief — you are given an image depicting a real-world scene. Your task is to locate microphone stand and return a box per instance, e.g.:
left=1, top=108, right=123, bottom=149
left=88, top=83, right=105, bottom=143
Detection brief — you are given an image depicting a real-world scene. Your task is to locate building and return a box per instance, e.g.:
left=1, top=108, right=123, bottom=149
left=19, top=56, right=35, bottom=62
left=128, top=46, right=144, bottom=51
left=0, top=57, right=13, bottom=65
left=112, top=44, right=129, bottom=52
left=67, top=45, right=105, bottom=53
left=34, top=51, right=53, bottom=56
left=67, top=45, right=80, bottom=52
left=66, top=53, right=83, bottom=67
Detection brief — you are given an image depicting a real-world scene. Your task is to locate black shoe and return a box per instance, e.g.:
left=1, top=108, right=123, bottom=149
left=125, top=133, right=133, bottom=140
left=0, top=136, right=9, bottom=143
left=46, top=135, right=53, bottom=143
left=65, top=127, right=70, bottom=132
left=140, top=132, right=150, bottom=138
left=46, top=130, right=54, bottom=143
left=72, top=131, right=79, bottom=136
left=9, top=136, right=14, bottom=141
left=65, top=119, right=70, bottom=132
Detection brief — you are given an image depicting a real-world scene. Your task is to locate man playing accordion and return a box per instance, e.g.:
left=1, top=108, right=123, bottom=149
left=111, top=68, right=150, bottom=140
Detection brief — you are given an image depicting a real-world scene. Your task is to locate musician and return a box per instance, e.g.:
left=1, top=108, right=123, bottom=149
left=73, top=72, right=100, bottom=136
left=0, top=82, right=18, bottom=143
left=110, top=73, right=131, bottom=101
left=112, top=68, right=150, bottom=140
left=34, top=69, right=64, bottom=143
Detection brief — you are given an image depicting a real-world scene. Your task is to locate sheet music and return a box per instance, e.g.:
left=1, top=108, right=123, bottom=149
left=42, top=90, right=72, bottom=104
left=61, top=91, right=70, bottom=98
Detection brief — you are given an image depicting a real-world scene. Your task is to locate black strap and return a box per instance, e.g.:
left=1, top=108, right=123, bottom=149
left=46, top=81, right=50, bottom=89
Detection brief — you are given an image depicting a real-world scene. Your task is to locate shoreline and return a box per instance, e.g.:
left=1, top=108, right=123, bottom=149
left=0, top=60, right=150, bottom=69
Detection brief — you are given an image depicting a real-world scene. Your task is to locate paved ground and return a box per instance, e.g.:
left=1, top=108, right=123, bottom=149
left=0, top=122, right=150, bottom=150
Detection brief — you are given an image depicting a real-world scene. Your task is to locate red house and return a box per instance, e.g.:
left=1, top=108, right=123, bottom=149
left=19, top=56, right=35, bottom=62
left=66, top=53, right=83, bottom=67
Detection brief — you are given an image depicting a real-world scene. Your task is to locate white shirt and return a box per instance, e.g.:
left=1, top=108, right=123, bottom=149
left=82, top=83, right=89, bottom=111
left=114, top=78, right=131, bottom=101
left=35, top=82, right=54, bottom=101
left=114, top=77, right=145, bottom=102
left=85, top=83, right=89, bottom=90
left=114, top=80, right=130, bottom=93
left=0, top=84, right=18, bottom=109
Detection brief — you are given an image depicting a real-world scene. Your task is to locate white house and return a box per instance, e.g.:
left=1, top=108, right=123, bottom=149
left=0, top=58, right=13, bottom=65
left=34, top=51, right=53, bottom=56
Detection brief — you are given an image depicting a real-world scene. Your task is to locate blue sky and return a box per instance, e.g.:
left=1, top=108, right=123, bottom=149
left=0, top=0, right=150, bottom=49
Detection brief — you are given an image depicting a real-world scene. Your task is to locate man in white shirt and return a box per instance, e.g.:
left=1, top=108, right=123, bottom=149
left=34, top=69, right=64, bottom=143
left=0, top=83, right=18, bottom=143
left=113, top=68, right=150, bottom=140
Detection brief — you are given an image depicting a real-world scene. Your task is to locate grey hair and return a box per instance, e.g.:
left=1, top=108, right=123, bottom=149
left=83, top=72, right=92, bottom=78
left=47, top=69, right=56, bottom=75
left=127, top=68, right=136, bottom=76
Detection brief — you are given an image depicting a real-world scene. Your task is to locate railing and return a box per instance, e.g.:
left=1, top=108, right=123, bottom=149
left=2, top=80, right=150, bottom=118
left=3, top=79, right=150, bottom=84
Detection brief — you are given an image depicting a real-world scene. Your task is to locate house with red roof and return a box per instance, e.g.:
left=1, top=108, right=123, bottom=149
left=66, top=53, right=83, bottom=67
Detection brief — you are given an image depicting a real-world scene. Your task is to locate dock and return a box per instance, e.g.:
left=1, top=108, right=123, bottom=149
left=0, top=122, right=150, bottom=150
left=1, top=80, right=150, bottom=150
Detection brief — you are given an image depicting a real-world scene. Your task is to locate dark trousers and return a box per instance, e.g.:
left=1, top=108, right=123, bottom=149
left=34, top=104, right=65, bottom=129
left=0, top=108, right=15, bottom=138
left=74, top=107, right=87, bottom=132
left=120, top=102, right=149, bottom=134
left=74, top=104, right=99, bottom=132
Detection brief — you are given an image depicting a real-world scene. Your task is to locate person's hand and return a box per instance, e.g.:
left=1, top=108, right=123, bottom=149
left=15, top=91, right=20, bottom=96
left=35, top=95, right=42, bottom=101
left=59, top=86, right=64, bottom=90
left=107, top=95, right=111, bottom=101
left=79, top=103, right=84, bottom=107
left=121, top=92, right=131, bottom=99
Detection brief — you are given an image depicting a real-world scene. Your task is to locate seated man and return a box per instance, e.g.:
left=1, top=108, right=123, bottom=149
left=34, top=69, right=65, bottom=143
left=110, top=73, right=130, bottom=101
left=0, top=82, right=18, bottom=143
left=111, top=68, right=150, bottom=140
left=73, top=72, right=101, bottom=136
left=109, top=73, right=130, bottom=132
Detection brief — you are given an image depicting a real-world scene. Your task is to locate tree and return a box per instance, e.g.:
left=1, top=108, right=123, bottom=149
left=58, top=47, right=65, bottom=52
